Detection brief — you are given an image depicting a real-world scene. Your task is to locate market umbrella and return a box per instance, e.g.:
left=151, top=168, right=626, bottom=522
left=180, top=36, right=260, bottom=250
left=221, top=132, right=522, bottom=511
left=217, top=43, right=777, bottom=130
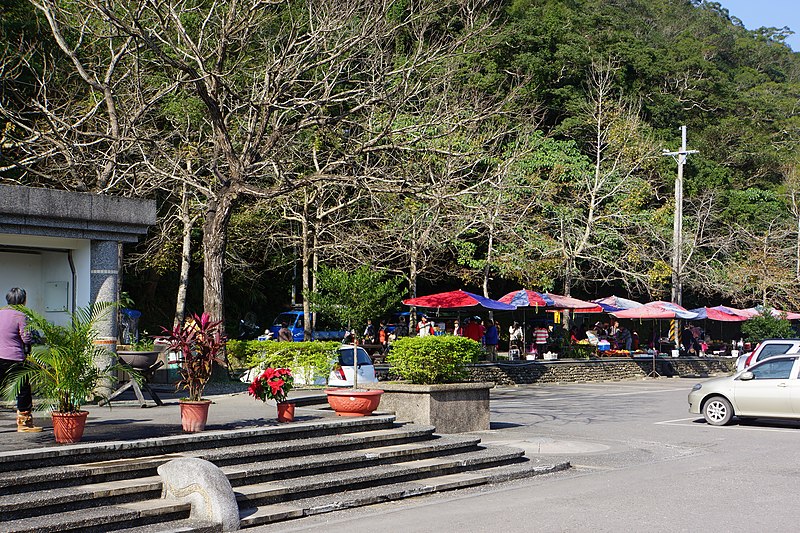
left=498, top=290, right=599, bottom=310
left=737, top=306, right=800, bottom=320
left=542, top=292, right=603, bottom=311
left=585, top=295, right=644, bottom=313
left=611, top=301, right=699, bottom=320
left=497, top=289, right=551, bottom=308
left=403, top=289, right=516, bottom=311
left=689, top=305, right=748, bottom=322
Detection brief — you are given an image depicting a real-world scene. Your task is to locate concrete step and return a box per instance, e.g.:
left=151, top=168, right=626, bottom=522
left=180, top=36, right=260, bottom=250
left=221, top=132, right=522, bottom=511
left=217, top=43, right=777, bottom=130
left=0, top=498, right=193, bottom=533
left=234, top=445, right=527, bottom=506
left=0, top=434, right=479, bottom=519
left=238, top=460, right=571, bottom=528
left=0, top=413, right=560, bottom=532
left=0, top=415, right=397, bottom=472
left=0, top=424, right=435, bottom=495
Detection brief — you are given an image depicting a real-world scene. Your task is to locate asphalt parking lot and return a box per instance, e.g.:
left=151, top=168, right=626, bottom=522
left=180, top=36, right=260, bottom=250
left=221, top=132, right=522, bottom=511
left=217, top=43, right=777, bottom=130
left=261, top=377, right=800, bottom=533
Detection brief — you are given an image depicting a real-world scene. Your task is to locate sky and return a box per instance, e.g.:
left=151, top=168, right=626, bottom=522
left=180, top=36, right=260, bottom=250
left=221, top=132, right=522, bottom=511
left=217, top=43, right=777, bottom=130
left=718, top=1, right=799, bottom=51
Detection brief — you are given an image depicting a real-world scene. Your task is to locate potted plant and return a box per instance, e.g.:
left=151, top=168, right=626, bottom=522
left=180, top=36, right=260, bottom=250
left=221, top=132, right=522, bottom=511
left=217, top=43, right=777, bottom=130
left=3, top=302, right=130, bottom=443
left=373, top=335, right=493, bottom=433
left=308, top=266, right=402, bottom=416
left=162, top=312, right=227, bottom=432
left=247, top=367, right=295, bottom=422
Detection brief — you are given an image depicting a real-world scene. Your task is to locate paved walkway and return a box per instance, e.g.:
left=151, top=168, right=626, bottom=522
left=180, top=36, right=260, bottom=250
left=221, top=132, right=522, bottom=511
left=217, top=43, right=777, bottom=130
left=0, top=382, right=332, bottom=453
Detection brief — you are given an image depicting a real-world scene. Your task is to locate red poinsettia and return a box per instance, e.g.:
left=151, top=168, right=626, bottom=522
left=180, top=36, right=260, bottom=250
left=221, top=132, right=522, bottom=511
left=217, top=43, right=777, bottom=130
left=249, top=367, right=294, bottom=403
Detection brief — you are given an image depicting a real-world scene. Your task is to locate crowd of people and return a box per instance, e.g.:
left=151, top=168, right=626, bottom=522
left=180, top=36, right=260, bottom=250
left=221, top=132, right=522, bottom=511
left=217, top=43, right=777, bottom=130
left=350, top=313, right=710, bottom=361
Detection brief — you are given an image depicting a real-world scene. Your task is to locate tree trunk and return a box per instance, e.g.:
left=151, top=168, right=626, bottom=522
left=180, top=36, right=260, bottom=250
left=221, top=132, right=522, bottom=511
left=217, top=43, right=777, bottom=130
left=301, top=206, right=312, bottom=341
left=202, top=189, right=235, bottom=326
left=409, top=243, right=419, bottom=326
left=174, top=184, right=193, bottom=328
left=312, top=226, right=319, bottom=333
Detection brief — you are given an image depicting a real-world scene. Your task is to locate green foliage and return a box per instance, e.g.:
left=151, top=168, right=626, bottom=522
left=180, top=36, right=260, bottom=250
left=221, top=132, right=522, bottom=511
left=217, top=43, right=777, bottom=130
left=741, top=309, right=795, bottom=343
left=308, top=266, right=404, bottom=335
left=387, top=336, right=482, bottom=384
left=231, top=340, right=339, bottom=379
left=3, top=303, right=128, bottom=413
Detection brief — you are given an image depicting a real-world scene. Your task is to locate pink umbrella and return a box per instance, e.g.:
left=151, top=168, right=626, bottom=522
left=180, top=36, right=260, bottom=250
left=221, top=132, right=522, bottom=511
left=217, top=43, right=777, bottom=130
left=738, top=307, right=800, bottom=320
left=543, top=292, right=604, bottom=311
left=611, top=301, right=699, bottom=320
left=689, top=306, right=748, bottom=322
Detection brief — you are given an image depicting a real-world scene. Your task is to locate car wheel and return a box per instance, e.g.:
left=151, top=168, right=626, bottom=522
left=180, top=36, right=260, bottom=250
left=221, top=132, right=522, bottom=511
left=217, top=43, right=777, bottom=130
left=703, top=396, right=733, bottom=426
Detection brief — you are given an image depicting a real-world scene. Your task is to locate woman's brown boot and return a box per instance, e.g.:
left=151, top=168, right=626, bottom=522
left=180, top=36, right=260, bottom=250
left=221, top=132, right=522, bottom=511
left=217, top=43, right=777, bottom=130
left=16, top=411, right=43, bottom=432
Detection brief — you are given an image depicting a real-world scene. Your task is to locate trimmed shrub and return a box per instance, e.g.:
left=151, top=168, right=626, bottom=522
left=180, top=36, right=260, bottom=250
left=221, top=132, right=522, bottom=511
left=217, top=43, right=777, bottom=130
left=387, top=336, right=482, bottom=384
left=226, top=340, right=338, bottom=378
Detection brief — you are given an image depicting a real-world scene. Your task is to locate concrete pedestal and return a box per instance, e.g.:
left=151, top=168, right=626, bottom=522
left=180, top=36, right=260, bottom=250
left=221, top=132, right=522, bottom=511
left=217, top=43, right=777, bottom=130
left=364, top=382, right=493, bottom=434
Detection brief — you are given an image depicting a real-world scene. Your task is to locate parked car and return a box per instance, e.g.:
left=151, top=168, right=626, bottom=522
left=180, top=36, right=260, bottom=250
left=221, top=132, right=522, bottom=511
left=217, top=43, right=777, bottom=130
left=689, top=354, right=800, bottom=426
left=735, top=339, right=800, bottom=371
left=268, top=311, right=347, bottom=342
left=327, top=345, right=379, bottom=387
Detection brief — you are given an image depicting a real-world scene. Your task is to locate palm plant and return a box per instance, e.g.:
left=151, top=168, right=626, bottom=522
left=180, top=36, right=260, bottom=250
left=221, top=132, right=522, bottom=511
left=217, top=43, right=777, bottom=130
left=3, top=302, right=125, bottom=413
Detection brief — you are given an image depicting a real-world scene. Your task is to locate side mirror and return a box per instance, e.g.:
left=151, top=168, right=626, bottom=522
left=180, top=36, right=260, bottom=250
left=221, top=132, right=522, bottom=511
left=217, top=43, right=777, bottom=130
left=739, top=371, right=755, bottom=381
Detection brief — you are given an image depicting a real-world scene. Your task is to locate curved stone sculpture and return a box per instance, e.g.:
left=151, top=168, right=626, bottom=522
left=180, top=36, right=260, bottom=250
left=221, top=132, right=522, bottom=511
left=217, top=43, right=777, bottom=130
left=158, top=457, right=239, bottom=531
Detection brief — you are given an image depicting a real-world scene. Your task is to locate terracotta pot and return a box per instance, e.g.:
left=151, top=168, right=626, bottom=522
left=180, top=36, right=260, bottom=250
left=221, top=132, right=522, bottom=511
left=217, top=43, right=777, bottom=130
left=277, top=402, right=295, bottom=423
left=52, top=410, right=89, bottom=443
left=325, top=389, right=383, bottom=417
left=180, top=400, right=212, bottom=432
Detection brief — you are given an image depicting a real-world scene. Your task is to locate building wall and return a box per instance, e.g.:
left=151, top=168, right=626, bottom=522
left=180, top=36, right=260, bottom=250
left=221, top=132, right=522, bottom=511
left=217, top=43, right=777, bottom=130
left=0, top=234, right=92, bottom=327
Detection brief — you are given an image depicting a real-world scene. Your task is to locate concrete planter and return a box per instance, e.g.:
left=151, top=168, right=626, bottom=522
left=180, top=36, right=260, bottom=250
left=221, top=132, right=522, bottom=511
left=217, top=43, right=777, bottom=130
left=363, top=381, right=493, bottom=433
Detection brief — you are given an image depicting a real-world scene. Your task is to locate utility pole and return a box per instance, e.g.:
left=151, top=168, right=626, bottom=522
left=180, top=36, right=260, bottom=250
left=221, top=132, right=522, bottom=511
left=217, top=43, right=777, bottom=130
left=663, top=126, right=698, bottom=345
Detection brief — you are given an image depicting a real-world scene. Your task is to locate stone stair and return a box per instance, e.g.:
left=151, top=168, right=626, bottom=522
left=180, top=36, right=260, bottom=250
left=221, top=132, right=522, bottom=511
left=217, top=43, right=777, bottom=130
left=0, top=415, right=568, bottom=532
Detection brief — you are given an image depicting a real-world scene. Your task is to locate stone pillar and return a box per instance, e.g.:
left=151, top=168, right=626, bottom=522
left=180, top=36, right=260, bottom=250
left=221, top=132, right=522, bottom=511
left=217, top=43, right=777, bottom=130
left=91, top=240, right=119, bottom=398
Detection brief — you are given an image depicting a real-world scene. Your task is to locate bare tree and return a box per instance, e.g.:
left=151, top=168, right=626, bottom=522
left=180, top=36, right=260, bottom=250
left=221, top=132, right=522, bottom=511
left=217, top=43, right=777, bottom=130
left=532, top=59, right=658, bottom=299
left=2, top=0, right=503, bottom=330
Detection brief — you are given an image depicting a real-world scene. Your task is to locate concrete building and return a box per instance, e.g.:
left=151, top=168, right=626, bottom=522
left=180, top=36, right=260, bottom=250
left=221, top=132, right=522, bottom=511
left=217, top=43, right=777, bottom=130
left=0, top=184, right=156, bottom=341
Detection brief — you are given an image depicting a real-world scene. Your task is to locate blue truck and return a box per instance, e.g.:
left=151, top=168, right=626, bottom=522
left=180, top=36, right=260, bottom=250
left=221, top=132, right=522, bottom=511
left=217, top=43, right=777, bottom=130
left=267, top=311, right=347, bottom=342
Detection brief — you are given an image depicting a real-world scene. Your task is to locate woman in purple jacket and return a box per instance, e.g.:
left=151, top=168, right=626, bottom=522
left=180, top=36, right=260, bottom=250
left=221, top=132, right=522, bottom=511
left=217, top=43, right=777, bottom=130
left=0, top=287, right=41, bottom=432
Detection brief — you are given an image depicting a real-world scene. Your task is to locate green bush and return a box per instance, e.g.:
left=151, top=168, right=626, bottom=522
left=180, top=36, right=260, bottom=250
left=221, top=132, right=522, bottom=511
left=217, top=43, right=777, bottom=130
left=227, top=340, right=338, bottom=378
left=387, top=336, right=482, bottom=384
left=741, top=309, right=795, bottom=342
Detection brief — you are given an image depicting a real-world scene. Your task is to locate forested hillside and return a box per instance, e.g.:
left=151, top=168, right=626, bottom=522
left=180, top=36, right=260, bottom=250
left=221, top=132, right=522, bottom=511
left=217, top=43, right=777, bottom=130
left=1, top=0, right=799, bottom=331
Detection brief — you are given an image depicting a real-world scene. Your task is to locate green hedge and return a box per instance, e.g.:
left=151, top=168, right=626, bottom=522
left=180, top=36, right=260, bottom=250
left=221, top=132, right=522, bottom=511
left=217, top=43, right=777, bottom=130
left=387, top=336, right=482, bottom=384
left=226, top=340, right=338, bottom=377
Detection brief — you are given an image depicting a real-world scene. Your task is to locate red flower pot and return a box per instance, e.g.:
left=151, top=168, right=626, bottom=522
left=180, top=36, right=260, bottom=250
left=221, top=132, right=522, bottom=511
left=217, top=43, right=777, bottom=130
left=277, top=402, right=295, bottom=422
left=325, top=389, right=383, bottom=417
left=52, top=410, right=89, bottom=443
left=180, top=400, right=211, bottom=432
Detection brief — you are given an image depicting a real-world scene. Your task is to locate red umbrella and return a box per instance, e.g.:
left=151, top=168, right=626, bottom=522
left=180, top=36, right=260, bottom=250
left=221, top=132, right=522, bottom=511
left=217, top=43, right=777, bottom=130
left=403, top=289, right=516, bottom=311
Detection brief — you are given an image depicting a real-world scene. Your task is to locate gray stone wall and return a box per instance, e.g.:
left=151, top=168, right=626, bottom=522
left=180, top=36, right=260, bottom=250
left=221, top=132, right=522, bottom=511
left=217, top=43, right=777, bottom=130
left=464, top=357, right=736, bottom=385
left=0, top=185, right=155, bottom=242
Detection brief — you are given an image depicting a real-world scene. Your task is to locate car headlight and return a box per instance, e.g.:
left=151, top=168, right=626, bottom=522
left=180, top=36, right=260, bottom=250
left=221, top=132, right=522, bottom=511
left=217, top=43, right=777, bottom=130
left=691, top=383, right=702, bottom=392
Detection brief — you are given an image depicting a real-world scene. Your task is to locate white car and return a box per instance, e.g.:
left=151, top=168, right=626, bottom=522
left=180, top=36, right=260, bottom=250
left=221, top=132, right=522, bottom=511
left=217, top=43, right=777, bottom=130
left=689, top=354, right=800, bottom=425
left=327, top=345, right=379, bottom=387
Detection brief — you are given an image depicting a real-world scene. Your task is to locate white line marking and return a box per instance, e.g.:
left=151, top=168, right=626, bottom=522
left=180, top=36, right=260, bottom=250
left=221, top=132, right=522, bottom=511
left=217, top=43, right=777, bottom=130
left=606, top=388, right=687, bottom=396
left=656, top=418, right=800, bottom=433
